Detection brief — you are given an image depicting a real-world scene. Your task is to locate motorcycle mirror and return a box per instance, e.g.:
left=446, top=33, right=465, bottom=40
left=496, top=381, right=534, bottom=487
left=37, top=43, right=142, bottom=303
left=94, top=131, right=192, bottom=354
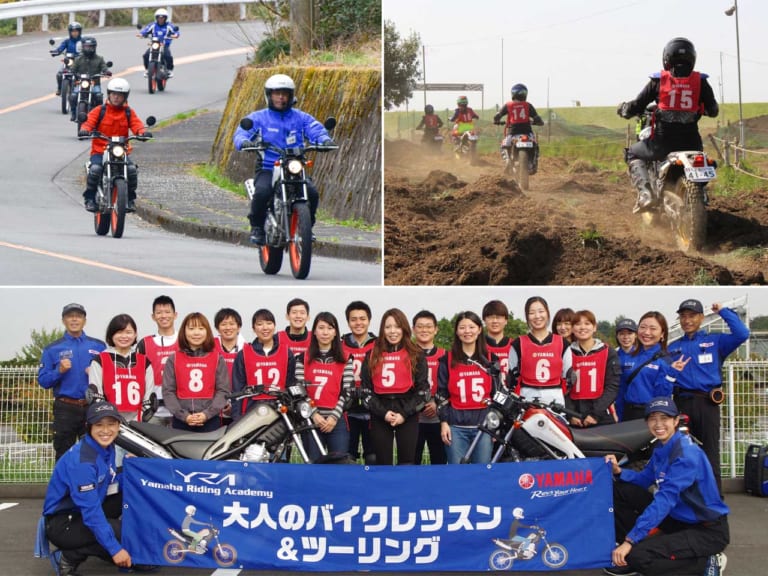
left=145, top=116, right=156, bottom=127
left=324, top=117, right=337, bottom=131
left=142, top=393, right=158, bottom=422
left=105, top=61, right=113, bottom=68
left=49, top=38, right=55, bottom=46
left=85, top=384, right=98, bottom=404
left=240, top=118, right=254, bottom=131
left=136, top=24, right=142, bottom=30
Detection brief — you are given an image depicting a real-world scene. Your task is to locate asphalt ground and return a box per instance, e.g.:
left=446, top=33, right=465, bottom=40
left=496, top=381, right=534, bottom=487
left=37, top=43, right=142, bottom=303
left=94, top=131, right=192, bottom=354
left=2, top=489, right=766, bottom=575
left=54, top=110, right=381, bottom=264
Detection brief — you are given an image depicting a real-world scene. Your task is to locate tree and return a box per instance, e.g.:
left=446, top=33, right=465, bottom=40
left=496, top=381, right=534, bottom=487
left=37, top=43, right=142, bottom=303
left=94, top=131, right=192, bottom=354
left=384, top=19, right=420, bottom=110
left=289, top=0, right=312, bottom=55
left=12, top=327, right=64, bottom=365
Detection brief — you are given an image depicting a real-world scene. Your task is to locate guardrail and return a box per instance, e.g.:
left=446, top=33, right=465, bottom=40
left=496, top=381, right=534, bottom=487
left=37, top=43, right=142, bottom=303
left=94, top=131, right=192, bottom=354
left=0, top=1, right=261, bottom=35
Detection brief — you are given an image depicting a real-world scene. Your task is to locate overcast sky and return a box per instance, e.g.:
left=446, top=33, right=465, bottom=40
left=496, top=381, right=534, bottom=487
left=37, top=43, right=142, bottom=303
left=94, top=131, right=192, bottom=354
left=1, top=286, right=765, bottom=360
left=385, top=0, right=768, bottom=110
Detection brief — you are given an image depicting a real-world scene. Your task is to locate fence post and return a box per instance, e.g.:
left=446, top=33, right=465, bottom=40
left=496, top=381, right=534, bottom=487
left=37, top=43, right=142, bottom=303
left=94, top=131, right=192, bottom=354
left=132, top=8, right=139, bottom=26
left=203, top=4, right=210, bottom=22
left=240, top=2, right=247, bottom=19
left=99, top=10, right=106, bottom=27
left=16, top=17, right=23, bottom=36
left=724, top=140, right=730, bottom=167
left=42, top=14, right=48, bottom=32
left=728, top=363, right=736, bottom=479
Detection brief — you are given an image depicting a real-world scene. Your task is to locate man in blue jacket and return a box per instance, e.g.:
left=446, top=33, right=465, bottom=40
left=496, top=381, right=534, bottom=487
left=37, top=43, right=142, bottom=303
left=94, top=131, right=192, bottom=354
left=137, top=8, right=179, bottom=77
left=50, top=21, right=82, bottom=95
left=38, top=303, right=106, bottom=460
left=605, top=397, right=729, bottom=576
left=233, top=74, right=334, bottom=245
left=43, top=402, right=135, bottom=575
left=669, top=299, right=749, bottom=491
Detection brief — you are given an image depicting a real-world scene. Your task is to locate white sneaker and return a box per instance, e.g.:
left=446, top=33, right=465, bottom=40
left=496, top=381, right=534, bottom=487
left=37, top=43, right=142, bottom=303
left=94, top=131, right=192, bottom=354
left=703, top=553, right=727, bottom=576
left=143, top=71, right=148, bottom=78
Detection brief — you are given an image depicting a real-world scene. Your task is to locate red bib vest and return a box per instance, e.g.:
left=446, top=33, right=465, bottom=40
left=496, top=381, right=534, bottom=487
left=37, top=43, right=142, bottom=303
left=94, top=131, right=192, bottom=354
left=142, top=336, right=178, bottom=386
left=424, top=347, right=446, bottom=395
left=241, top=343, right=290, bottom=410
left=304, top=354, right=346, bottom=409
left=486, top=338, right=512, bottom=379
left=342, top=338, right=376, bottom=387
left=517, top=334, right=565, bottom=392
left=658, top=70, right=702, bottom=113
left=447, top=352, right=492, bottom=410
left=371, top=349, right=413, bottom=395
left=505, top=101, right=531, bottom=126
left=173, top=351, right=218, bottom=400
left=570, top=347, right=609, bottom=400
left=278, top=330, right=312, bottom=358
left=214, top=337, right=238, bottom=382
left=99, top=352, right=147, bottom=420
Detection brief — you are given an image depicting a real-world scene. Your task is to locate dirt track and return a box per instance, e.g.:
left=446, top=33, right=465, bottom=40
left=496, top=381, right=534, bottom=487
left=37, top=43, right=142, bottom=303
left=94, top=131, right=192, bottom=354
left=384, top=139, right=768, bottom=286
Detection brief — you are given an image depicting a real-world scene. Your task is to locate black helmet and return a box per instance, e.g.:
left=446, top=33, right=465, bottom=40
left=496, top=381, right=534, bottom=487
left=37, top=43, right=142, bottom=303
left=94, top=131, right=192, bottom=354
left=68, top=22, right=82, bottom=37
left=81, top=36, right=97, bottom=56
left=511, top=83, right=528, bottom=101
left=425, top=104, right=434, bottom=114
left=663, top=37, right=696, bottom=76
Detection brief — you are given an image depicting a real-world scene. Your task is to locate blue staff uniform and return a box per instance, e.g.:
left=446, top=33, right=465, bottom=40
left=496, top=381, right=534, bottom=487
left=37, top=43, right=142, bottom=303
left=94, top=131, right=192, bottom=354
left=139, top=20, right=179, bottom=71
left=621, top=344, right=676, bottom=421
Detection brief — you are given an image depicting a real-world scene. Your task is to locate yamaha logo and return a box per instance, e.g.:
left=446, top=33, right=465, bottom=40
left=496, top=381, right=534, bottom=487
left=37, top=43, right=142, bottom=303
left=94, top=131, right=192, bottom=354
left=518, top=473, right=535, bottom=490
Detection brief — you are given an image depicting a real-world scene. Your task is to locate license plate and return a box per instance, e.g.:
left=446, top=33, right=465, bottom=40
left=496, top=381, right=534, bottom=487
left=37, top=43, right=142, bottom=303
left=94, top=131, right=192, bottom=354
left=684, top=167, right=716, bottom=181
left=515, top=141, right=534, bottom=148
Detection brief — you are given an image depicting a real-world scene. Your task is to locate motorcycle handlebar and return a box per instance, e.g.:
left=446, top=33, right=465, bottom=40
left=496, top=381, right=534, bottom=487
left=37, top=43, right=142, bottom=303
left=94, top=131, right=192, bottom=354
left=241, top=141, right=338, bottom=154
left=80, top=131, right=154, bottom=142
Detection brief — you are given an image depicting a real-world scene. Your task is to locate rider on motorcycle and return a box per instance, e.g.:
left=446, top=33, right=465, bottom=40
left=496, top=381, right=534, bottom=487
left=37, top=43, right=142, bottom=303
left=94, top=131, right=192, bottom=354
left=232, top=74, right=335, bottom=245
left=415, top=104, right=444, bottom=145
left=78, top=78, right=152, bottom=213
left=449, top=96, right=479, bottom=159
left=69, top=37, right=111, bottom=121
left=138, top=8, right=180, bottom=78
left=50, top=21, right=82, bottom=96
left=617, top=37, right=719, bottom=213
left=493, top=83, right=545, bottom=173
left=181, top=505, right=212, bottom=551
left=495, top=507, right=539, bottom=553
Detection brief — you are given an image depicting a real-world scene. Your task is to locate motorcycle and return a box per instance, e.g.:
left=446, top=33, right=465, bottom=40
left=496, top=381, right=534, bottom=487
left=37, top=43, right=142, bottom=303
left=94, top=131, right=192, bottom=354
left=78, top=116, right=156, bottom=238
left=495, top=122, right=537, bottom=191
left=71, top=64, right=112, bottom=133
left=239, top=117, right=339, bottom=280
left=163, top=524, right=236, bottom=567
left=489, top=525, right=568, bottom=570
left=451, top=127, right=478, bottom=163
left=137, top=25, right=179, bottom=94
left=48, top=39, right=77, bottom=115
left=628, top=105, right=717, bottom=252
left=114, top=383, right=328, bottom=463
left=459, top=363, right=653, bottom=464
left=417, top=128, right=444, bottom=152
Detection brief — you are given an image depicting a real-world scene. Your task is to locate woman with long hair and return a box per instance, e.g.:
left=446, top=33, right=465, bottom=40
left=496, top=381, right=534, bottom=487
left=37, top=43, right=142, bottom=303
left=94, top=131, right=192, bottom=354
left=294, top=311, right=354, bottom=461
left=508, top=296, right=573, bottom=405
left=437, top=311, right=499, bottom=464
left=620, top=311, right=688, bottom=421
left=360, top=308, right=430, bottom=465
left=162, top=312, right=229, bottom=432
left=552, top=307, right=577, bottom=344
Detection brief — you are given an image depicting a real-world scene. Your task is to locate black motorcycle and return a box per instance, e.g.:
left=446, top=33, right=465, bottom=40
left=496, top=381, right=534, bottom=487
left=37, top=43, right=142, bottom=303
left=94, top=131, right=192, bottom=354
left=71, top=63, right=112, bottom=133
left=137, top=25, right=179, bottom=94
left=79, top=116, right=155, bottom=238
left=239, top=117, right=339, bottom=279
left=48, top=39, right=76, bottom=115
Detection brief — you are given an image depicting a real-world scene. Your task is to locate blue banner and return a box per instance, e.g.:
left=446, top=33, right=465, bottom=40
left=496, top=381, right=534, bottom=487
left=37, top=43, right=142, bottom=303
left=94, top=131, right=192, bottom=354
left=123, top=458, right=614, bottom=571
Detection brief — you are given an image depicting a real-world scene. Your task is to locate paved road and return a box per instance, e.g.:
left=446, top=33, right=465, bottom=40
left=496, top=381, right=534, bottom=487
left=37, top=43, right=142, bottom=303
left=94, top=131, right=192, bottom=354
left=1, top=491, right=765, bottom=575
left=0, top=23, right=381, bottom=285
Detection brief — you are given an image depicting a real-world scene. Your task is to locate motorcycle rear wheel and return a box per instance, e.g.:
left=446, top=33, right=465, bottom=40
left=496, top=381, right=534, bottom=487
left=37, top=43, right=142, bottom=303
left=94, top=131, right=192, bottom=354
left=288, top=203, right=312, bottom=279
left=60, top=81, right=71, bottom=115
left=489, top=549, right=514, bottom=571
left=259, top=243, right=284, bottom=275
left=213, top=543, right=237, bottom=567
left=672, top=178, right=707, bottom=252
left=94, top=188, right=111, bottom=236
left=158, top=65, right=167, bottom=92
left=516, top=149, right=530, bottom=191
left=148, top=62, right=157, bottom=94
left=162, top=540, right=186, bottom=564
left=110, top=179, right=127, bottom=238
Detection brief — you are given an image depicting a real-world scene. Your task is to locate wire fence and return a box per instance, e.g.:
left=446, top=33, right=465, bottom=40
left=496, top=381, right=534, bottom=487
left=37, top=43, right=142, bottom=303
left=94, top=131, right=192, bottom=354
left=3, top=362, right=767, bottom=484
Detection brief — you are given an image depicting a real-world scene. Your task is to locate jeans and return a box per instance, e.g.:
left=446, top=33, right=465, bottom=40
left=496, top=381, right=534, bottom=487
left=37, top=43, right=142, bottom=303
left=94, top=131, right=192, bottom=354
left=303, top=417, right=350, bottom=463
left=445, top=425, right=491, bottom=464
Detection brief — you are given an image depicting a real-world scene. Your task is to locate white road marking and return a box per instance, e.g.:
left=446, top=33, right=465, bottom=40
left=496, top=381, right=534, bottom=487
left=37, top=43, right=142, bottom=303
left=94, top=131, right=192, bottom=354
left=0, top=502, right=19, bottom=511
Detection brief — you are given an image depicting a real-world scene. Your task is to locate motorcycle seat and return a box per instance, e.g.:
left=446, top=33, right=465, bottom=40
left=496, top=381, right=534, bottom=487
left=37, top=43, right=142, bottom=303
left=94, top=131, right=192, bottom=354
left=129, top=421, right=225, bottom=445
left=571, top=419, right=652, bottom=458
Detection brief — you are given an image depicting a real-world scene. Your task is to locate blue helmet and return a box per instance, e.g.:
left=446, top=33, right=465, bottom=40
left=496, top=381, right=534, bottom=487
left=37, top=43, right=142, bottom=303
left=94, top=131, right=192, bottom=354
left=511, top=83, right=528, bottom=102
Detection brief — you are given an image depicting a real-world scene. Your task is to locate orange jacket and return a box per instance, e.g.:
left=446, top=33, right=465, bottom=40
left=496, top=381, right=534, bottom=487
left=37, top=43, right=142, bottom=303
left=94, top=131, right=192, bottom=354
left=82, top=103, right=146, bottom=155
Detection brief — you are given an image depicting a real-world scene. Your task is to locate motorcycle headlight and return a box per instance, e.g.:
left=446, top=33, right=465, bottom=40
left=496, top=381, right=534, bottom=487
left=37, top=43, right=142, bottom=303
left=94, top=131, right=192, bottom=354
left=298, top=400, right=313, bottom=420
left=152, top=42, right=161, bottom=50
left=80, top=80, right=90, bottom=90
left=112, top=145, right=125, bottom=158
left=287, top=159, right=303, bottom=175
left=485, top=410, right=502, bottom=431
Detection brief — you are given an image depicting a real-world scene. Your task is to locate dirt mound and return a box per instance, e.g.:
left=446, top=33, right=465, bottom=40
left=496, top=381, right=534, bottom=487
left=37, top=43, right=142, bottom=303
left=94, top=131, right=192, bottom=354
left=384, top=143, right=768, bottom=285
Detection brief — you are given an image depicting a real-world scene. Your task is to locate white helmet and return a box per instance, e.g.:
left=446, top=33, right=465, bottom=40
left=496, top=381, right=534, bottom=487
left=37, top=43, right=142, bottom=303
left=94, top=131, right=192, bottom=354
left=512, top=507, right=524, bottom=519
left=155, top=8, right=169, bottom=20
left=107, top=78, right=130, bottom=99
left=185, top=505, right=196, bottom=515
left=264, top=74, right=295, bottom=111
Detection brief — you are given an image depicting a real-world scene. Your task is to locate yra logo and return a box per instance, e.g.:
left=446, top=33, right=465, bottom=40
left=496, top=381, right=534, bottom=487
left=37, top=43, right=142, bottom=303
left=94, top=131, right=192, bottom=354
left=174, top=470, right=237, bottom=486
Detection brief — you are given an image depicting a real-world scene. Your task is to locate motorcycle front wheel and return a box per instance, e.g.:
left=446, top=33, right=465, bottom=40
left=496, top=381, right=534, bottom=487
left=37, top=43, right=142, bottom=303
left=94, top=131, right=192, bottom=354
left=60, top=80, right=71, bottom=115
left=148, top=62, right=157, bottom=94
left=542, top=543, right=568, bottom=569
left=94, top=187, right=111, bottom=236
left=671, top=178, right=707, bottom=252
left=489, top=549, right=514, bottom=571
left=213, top=543, right=237, bottom=567
left=288, top=203, right=312, bottom=279
left=259, top=243, right=284, bottom=275
left=76, top=101, right=88, bottom=132
left=516, top=149, right=530, bottom=191
left=157, top=65, right=167, bottom=92
left=110, top=179, right=127, bottom=238
left=162, top=540, right=186, bottom=564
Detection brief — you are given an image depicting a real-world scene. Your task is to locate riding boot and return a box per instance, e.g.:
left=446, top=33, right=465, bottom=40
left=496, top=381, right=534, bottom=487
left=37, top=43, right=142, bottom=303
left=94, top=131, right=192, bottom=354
left=628, top=159, right=654, bottom=214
